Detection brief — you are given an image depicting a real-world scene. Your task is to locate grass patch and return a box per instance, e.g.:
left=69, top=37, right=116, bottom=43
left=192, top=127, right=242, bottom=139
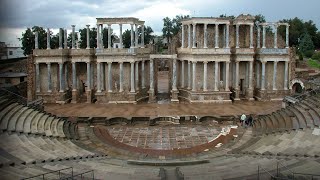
left=307, top=59, right=320, bottom=69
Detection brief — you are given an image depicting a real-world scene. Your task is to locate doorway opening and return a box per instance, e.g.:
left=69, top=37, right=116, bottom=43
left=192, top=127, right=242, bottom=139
left=156, top=59, right=171, bottom=104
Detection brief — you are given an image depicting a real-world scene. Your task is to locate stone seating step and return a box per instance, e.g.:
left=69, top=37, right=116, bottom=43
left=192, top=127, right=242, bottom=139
left=0, top=103, right=19, bottom=125
left=0, top=99, right=15, bottom=112
left=57, top=120, right=66, bottom=138
left=301, top=101, right=320, bottom=127
left=295, top=105, right=315, bottom=129
left=31, top=112, right=45, bottom=134
left=51, top=118, right=60, bottom=137
left=23, top=111, right=39, bottom=133
left=44, top=116, right=54, bottom=136
left=0, top=104, right=24, bottom=131
left=7, top=107, right=29, bottom=132
left=272, top=112, right=286, bottom=129
left=284, top=108, right=302, bottom=129
left=37, top=114, right=49, bottom=135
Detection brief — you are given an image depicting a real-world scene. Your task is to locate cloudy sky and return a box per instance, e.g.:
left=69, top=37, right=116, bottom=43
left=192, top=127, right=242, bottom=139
left=0, top=0, right=319, bottom=45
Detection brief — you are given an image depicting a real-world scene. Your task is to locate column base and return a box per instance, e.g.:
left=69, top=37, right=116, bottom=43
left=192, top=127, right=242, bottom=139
left=86, top=90, right=92, bottom=103
left=245, top=88, right=254, bottom=100
left=71, top=90, right=78, bottom=104
left=148, top=89, right=156, bottom=103
left=171, top=90, right=179, bottom=103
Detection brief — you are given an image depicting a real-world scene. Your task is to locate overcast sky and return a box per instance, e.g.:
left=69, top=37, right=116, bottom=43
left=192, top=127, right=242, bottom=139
left=0, top=0, right=319, bottom=45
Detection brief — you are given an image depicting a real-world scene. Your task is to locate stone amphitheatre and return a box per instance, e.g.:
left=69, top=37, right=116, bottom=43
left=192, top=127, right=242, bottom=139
left=0, top=14, right=320, bottom=179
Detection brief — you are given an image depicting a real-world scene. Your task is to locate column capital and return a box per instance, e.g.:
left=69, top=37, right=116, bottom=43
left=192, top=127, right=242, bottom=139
left=204, top=23, right=208, bottom=26
left=215, top=23, right=220, bottom=26
left=261, top=61, right=267, bottom=64
left=274, top=60, right=278, bottom=64
left=192, top=61, right=197, bottom=64
left=192, top=23, right=197, bottom=26
left=46, top=62, right=51, bottom=65
left=86, top=24, right=90, bottom=28
left=118, top=62, right=123, bottom=64
left=58, top=62, right=63, bottom=65
left=107, top=62, right=112, bottom=64
left=203, top=61, right=208, bottom=64
left=130, top=61, right=135, bottom=64
left=96, top=62, right=101, bottom=64
left=188, top=61, right=191, bottom=64
left=35, top=62, right=39, bottom=65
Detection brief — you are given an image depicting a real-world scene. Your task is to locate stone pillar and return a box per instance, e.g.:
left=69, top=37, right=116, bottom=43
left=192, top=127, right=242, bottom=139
left=273, top=61, right=278, bottom=90
left=72, top=62, right=77, bottom=91
left=149, top=59, right=154, bottom=91
left=130, top=62, right=135, bottom=93
left=203, top=61, right=208, bottom=91
left=119, top=62, right=123, bottom=92
left=96, top=24, right=100, bottom=49
left=59, top=63, right=64, bottom=92
left=256, top=62, right=260, bottom=88
left=248, top=61, right=253, bottom=89
left=36, top=63, right=40, bottom=92
left=274, top=24, right=278, bottom=48
left=187, top=61, right=191, bottom=89
left=107, top=62, right=112, bottom=92
left=141, top=25, right=145, bottom=48
left=130, top=24, right=134, bottom=48
left=108, top=24, right=111, bottom=49
left=286, top=25, right=289, bottom=48
left=71, top=25, right=75, bottom=49
left=65, top=63, right=68, bottom=90
left=87, top=62, right=91, bottom=90
left=215, top=24, right=219, bottom=48
left=250, top=24, right=254, bottom=48
left=204, top=24, right=208, bottom=48
left=261, top=61, right=266, bottom=90
left=35, top=32, right=39, bottom=49
left=47, top=28, right=51, bottom=49
left=47, top=63, right=52, bottom=92
left=257, top=26, right=261, bottom=48
left=192, top=62, right=196, bottom=91
left=76, top=32, right=79, bottom=49
left=236, top=24, right=240, bottom=48
left=86, top=25, right=90, bottom=49
left=192, top=24, right=196, bottom=48
left=100, top=24, right=104, bottom=49
left=226, top=24, right=230, bottom=48
left=59, top=28, right=63, bottom=49
left=181, top=25, right=185, bottom=48
left=188, top=24, right=191, bottom=48
left=284, top=61, right=289, bottom=90
left=181, top=60, right=185, bottom=88
left=225, top=62, right=230, bottom=91
left=135, top=61, right=139, bottom=90
left=214, top=61, right=219, bottom=91
left=96, top=62, right=101, bottom=92
left=119, top=24, right=123, bottom=48
left=262, top=25, right=266, bottom=48
left=135, top=24, right=139, bottom=48
left=142, top=61, right=145, bottom=88
left=101, top=63, right=105, bottom=91
left=235, top=61, right=239, bottom=90
left=172, top=58, right=177, bottom=91
left=64, top=29, right=67, bottom=49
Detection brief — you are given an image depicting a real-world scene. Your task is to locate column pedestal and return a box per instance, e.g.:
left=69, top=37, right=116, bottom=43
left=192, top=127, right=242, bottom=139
left=71, top=90, right=78, bottom=104
left=86, top=90, right=92, bottom=103
left=170, top=90, right=179, bottom=103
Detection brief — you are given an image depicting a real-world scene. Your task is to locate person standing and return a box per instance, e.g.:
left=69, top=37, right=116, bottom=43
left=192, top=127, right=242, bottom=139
left=240, top=114, right=246, bottom=127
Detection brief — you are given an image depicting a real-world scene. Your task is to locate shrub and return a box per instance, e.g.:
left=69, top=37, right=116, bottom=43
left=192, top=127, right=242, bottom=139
left=304, top=50, right=314, bottom=58
left=311, top=52, right=320, bottom=60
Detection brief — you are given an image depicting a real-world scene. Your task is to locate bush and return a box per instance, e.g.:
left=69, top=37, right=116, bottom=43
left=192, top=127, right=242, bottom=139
left=311, top=52, right=320, bottom=60
left=299, top=53, right=304, bottom=61
left=304, top=50, right=314, bottom=58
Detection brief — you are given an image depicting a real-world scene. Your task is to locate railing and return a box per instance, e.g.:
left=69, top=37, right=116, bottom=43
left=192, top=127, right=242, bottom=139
left=60, top=170, right=94, bottom=180
left=276, top=161, right=320, bottom=180
left=21, top=167, right=73, bottom=180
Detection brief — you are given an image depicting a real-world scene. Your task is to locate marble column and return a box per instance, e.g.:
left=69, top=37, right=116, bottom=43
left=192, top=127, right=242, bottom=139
left=130, top=24, right=134, bottom=48
left=101, top=63, right=105, bottom=91
left=215, top=24, right=219, bottom=48
left=181, top=25, right=185, bottom=48
left=119, top=62, right=123, bottom=92
left=235, top=61, right=239, bottom=90
left=119, top=24, right=123, bottom=48
left=261, top=61, right=266, bottom=90
left=250, top=24, right=254, bottom=48
left=72, top=62, right=77, bottom=91
left=86, top=25, right=90, bottom=49
left=248, top=61, right=253, bottom=89
left=226, top=24, right=230, bottom=48
left=284, top=61, right=289, bottom=90
left=172, top=59, right=177, bottom=91
left=35, top=32, right=39, bottom=49
left=262, top=25, right=266, bottom=48
left=257, top=26, right=261, bottom=48
left=47, top=28, right=51, bottom=49
left=214, top=61, right=219, bottom=91
left=65, top=63, right=68, bottom=90
left=225, top=62, right=230, bottom=91
left=59, top=28, right=63, bottom=49
left=135, top=61, right=139, bottom=90
left=192, top=24, right=196, bottom=48
left=187, top=61, right=191, bottom=89
left=256, top=62, right=260, bottom=88
left=236, top=24, right=240, bottom=48
left=96, top=24, right=100, bottom=49
left=286, top=25, right=289, bottom=48
left=135, top=24, right=139, bottom=48
left=273, top=61, right=278, bottom=90
left=64, top=29, right=67, bottom=49
left=142, top=61, right=145, bottom=88
left=141, top=25, right=145, bottom=48
left=71, top=25, right=75, bottom=49
left=36, top=63, right=40, bottom=92
left=181, top=60, right=185, bottom=88
left=108, top=24, right=111, bottom=49
left=59, top=63, right=64, bottom=92
left=245, top=63, right=249, bottom=88
left=130, top=62, right=135, bottom=93
left=149, top=59, right=154, bottom=91
left=203, top=61, right=208, bottom=91
left=76, top=32, right=79, bottom=49
left=100, top=24, right=104, bottom=48
left=192, top=62, right=196, bottom=91
left=47, top=63, right=52, bottom=92
left=107, top=62, right=112, bottom=92
left=96, top=62, right=101, bottom=92
left=274, top=24, right=278, bottom=48
left=87, top=62, right=91, bottom=90
left=187, top=24, right=191, bottom=48
left=204, top=24, right=208, bottom=48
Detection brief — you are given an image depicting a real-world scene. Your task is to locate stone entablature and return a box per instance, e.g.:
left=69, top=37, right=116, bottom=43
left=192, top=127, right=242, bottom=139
left=96, top=17, right=144, bottom=25
left=178, top=48, right=231, bottom=55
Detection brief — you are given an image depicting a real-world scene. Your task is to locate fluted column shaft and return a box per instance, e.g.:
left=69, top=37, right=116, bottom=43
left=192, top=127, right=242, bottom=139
left=261, top=61, right=266, bottom=90
left=187, top=25, right=191, bottom=48
left=71, top=25, right=75, bottom=49
left=119, top=62, right=123, bottom=92
left=107, top=62, right=112, bottom=92
left=204, top=24, right=208, bottom=48
left=130, top=62, right=135, bottom=93
left=87, top=62, right=91, bottom=90
left=59, top=28, right=63, bottom=49
left=284, top=61, right=289, bottom=90
left=250, top=25, right=254, bottom=48
left=215, top=24, right=219, bottom=48
left=274, top=24, right=278, bottom=48
left=108, top=24, right=111, bottom=49
left=286, top=25, right=289, bottom=48
left=64, top=29, right=67, bottom=49
left=203, top=62, right=208, bottom=91
left=256, top=62, right=260, bottom=88
left=47, top=28, right=51, bottom=49
left=214, top=61, right=219, bottom=91
left=59, top=63, right=64, bottom=92
left=192, top=24, right=196, bottom=48
left=35, top=32, right=39, bottom=49
left=130, top=24, right=134, bottom=48
left=226, top=24, right=230, bottom=48
left=236, top=24, right=240, bottom=48
left=181, top=60, right=184, bottom=87
left=181, top=25, right=185, bottom=48
left=135, top=24, right=139, bottom=48
left=96, top=24, right=100, bottom=49
left=47, top=63, right=52, bottom=92
left=149, top=59, right=154, bottom=91
left=192, top=62, right=196, bottom=91
left=135, top=61, right=139, bottom=90
left=119, top=24, right=123, bottom=48
left=187, top=61, right=191, bottom=89
left=141, top=25, right=145, bottom=47
left=142, top=61, right=145, bottom=88
left=235, top=61, right=239, bottom=90
left=172, top=59, right=177, bottom=91
left=257, top=26, right=261, bottom=48
left=96, top=62, right=101, bottom=92
left=225, top=62, right=230, bottom=91
left=248, top=61, right=253, bottom=89
left=86, top=25, right=90, bottom=49
left=273, top=61, right=278, bottom=90
left=36, top=63, right=40, bottom=92
left=262, top=25, right=266, bottom=48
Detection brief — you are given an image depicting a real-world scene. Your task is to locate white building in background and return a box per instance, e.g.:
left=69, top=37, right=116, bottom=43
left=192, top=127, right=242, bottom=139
left=0, top=42, right=26, bottom=60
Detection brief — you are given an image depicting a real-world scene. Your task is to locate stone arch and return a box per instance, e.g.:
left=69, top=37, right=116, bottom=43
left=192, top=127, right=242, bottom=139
left=290, top=79, right=304, bottom=94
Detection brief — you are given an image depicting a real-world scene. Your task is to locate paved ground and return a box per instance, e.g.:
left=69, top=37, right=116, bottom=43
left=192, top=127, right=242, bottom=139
left=45, top=101, right=282, bottom=117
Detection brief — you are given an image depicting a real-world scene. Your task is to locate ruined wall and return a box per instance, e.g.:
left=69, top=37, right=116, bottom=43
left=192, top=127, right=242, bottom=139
left=27, top=55, right=35, bottom=101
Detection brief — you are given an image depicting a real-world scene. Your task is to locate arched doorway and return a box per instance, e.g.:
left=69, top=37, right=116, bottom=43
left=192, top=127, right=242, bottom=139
left=290, top=79, right=304, bottom=94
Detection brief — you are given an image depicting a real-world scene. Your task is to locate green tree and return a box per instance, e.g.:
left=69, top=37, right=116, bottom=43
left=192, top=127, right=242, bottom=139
left=67, top=32, right=78, bottom=48
left=138, top=25, right=154, bottom=44
left=19, top=26, right=47, bottom=55
left=162, top=17, right=173, bottom=43
left=102, top=27, right=116, bottom=48
left=299, top=32, right=315, bottom=57
left=172, top=15, right=190, bottom=36
left=122, top=29, right=131, bottom=48
left=79, top=27, right=97, bottom=48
